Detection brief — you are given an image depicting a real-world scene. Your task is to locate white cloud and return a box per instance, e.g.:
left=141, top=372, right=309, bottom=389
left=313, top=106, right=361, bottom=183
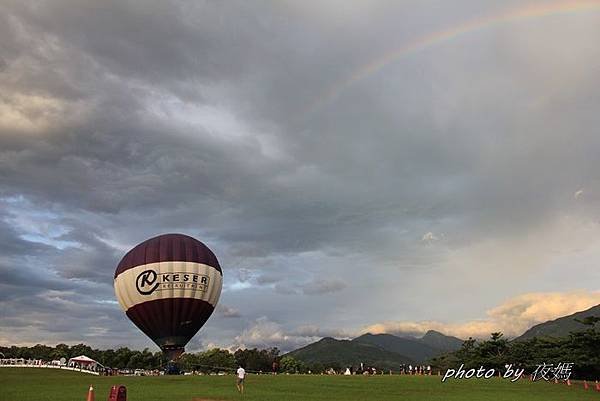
left=233, top=317, right=310, bottom=351
left=216, top=304, right=241, bottom=318
left=421, top=232, right=439, bottom=242
left=0, top=93, right=85, bottom=134
left=363, top=290, right=600, bottom=339
left=144, top=91, right=287, bottom=160
left=231, top=318, right=356, bottom=352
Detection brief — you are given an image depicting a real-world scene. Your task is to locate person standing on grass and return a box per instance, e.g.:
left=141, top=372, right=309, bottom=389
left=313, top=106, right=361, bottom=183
left=236, top=365, right=246, bottom=394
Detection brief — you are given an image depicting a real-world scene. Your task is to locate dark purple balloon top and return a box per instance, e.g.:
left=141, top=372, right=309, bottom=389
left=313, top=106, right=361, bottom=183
left=114, top=233, right=222, bottom=278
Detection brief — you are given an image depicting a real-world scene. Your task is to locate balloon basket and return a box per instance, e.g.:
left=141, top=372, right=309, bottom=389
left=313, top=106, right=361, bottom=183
left=164, top=360, right=181, bottom=375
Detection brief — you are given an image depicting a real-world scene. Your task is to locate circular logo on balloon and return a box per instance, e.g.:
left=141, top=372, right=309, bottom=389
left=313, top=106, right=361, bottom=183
left=136, top=270, right=159, bottom=295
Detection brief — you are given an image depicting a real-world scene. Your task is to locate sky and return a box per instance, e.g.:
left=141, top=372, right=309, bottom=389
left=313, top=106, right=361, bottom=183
left=1, top=0, right=600, bottom=353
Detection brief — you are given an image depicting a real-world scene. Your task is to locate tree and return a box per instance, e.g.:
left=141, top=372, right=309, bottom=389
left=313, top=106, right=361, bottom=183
left=279, top=356, right=306, bottom=373
left=196, top=348, right=236, bottom=372
left=178, top=353, right=199, bottom=371
left=52, top=344, right=71, bottom=360
left=234, top=348, right=279, bottom=372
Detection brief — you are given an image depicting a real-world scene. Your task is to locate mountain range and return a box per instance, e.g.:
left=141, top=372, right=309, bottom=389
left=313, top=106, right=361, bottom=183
left=353, top=331, right=463, bottom=362
left=285, top=304, right=600, bottom=368
left=514, top=303, right=600, bottom=341
left=285, top=330, right=463, bottom=368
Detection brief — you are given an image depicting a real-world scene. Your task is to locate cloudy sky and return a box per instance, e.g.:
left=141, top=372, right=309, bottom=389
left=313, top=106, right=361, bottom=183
left=2, top=0, right=600, bottom=353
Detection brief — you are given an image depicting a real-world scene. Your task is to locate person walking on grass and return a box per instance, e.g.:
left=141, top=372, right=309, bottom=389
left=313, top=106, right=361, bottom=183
left=236, top=365, right=246, bottom=394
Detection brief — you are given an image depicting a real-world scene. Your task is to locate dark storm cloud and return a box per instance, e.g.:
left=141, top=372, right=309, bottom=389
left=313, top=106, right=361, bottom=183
left=1, top=0, right=600, bottom=350
left=0, top=216, right=52, bottom=257
left=50, top=224, right=123, bottom=283
left=0, top=263, right=71, bottom=295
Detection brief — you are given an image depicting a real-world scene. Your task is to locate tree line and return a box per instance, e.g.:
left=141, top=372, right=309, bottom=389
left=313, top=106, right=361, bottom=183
left=178, top=347, right=280, bottom=372
left=0, top=343, right=165, bottom=370
left=431, top=318, right=600, bottom=380
left=0, top=343, right=313, bottom=373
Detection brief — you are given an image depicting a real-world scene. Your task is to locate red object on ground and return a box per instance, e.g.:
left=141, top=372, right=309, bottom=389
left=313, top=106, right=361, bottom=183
left=595, top=380, right=600, bottom=391
left=567, top=379, right=572, bottom=386
left=108, top=385, right=127, bottom=401
left=86, top=385, right=95, bottom=401
left=584, top=380, right=589, bottom=390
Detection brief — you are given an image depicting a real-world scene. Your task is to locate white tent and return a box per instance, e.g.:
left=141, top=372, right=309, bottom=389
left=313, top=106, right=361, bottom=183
left=68, top=355, right=103, bottom=370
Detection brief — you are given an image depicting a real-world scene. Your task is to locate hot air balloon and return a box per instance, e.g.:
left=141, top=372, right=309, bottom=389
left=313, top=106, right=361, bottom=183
left=114, top=233, right=222, bottom=360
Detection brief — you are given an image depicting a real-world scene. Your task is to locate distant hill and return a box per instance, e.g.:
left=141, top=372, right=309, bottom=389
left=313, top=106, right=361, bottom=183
left=353, top=333, right=440, bottom=363
left=515, top=304, right=600, bottom=341
left=419, top=330, right=464, bottom=352
left=285, top=330, right=464, bottom=368
left=285, top=337, right=415, bottom=370
left=353, top=331, right=463, bottom=363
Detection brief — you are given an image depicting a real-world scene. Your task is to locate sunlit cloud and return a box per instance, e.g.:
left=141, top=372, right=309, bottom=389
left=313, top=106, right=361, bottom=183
left=363, top=290, right=600, bottom=339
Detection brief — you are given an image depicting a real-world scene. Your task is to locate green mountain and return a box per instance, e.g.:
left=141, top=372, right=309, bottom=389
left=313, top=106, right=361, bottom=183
left=353, top=331, right=463, bottom=363
left=285, top=331, right=464, bottom=369
left=515, top=304, right=600, bottom=341
left=285, top=337, right=415, bottom=370
left=353, top=333, right=440, bottom=363
left=419, top=330, right=464, bottom=352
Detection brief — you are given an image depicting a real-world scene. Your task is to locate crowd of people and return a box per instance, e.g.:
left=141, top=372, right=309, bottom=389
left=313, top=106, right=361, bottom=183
left=399, top=364, right=433, bottom=375
left=0, top=358, right=102, bottom=374
left=338, top=363, right=434, bottom=376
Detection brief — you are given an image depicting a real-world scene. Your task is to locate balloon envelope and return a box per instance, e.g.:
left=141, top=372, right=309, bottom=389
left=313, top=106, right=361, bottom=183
left=114, top=233, right=222, bottom=360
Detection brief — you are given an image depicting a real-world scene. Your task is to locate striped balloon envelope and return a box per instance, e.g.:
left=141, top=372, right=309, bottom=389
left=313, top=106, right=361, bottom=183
left=114, top=233, right=222, bottom=360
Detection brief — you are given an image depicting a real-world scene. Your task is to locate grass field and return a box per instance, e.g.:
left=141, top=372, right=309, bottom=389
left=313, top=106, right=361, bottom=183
left=1, top=368, right=599, bottom=401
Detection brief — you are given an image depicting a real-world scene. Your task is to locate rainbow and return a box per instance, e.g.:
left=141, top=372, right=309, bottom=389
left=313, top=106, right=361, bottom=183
left=305, top=0, right=600, bottom=117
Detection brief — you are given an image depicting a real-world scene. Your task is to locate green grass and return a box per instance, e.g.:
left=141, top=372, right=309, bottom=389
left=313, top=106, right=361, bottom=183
left=1, top=368, right=599, bottom=401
